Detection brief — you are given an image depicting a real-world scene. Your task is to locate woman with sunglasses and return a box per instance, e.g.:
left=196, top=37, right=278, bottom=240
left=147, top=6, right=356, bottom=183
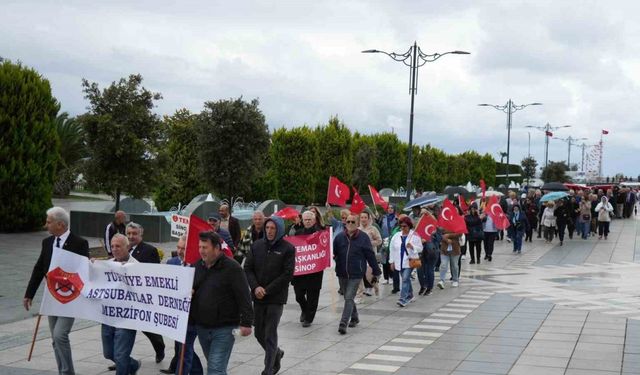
left=389, top=216, right=423, bottom=307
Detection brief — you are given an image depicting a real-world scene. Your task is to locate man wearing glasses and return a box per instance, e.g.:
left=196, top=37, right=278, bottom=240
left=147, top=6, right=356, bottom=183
left=333, top=214, right=381, bottom=334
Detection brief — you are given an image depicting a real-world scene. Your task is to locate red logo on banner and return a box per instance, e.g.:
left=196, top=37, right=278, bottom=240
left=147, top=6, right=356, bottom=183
left=46, top=267, right=84, bottom=304
left=285, top=228, right=332, bottom=275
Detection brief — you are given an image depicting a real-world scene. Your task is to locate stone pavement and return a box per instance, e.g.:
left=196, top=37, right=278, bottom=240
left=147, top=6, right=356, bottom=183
left=0, top=207, right=638, bottom=374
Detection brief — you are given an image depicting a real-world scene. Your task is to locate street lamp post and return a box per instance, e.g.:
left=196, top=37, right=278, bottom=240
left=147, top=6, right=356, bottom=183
left=525, top=123, right=571, bottom=169
left=553, top=136, right=587, bottom=168
left=363, top=42, right=470, bottom=200
left=478, top=100, right=542, bottom=184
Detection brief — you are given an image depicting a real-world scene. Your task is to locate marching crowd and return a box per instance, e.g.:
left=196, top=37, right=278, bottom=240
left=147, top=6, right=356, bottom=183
left=23, top=185, right=639, bottom=375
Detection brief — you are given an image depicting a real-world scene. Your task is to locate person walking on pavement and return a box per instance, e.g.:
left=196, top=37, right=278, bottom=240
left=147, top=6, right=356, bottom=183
left=333, top=213, right=381, bottom=334
left=509, top=205, right=528, bottom=253
left=244, top=216, right=295, bottom=375
left=24, top=207, right=89, bottom=375
left=595, top=196, right=614, bottom=239
left=389, top=216, right=423, bottom=306
left=292, top=211, right=324, bottom=327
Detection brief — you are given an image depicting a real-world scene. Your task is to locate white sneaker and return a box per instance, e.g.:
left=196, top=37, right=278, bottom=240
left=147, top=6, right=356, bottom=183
left=461, top=255, right=466, bottom=260
left=397, top=300, right=407, bottom=307
left=410, top=296, right=417, bottom=303
left=354, top=297, right=363, bottom=304
left=363, top=288, right=373, bottom=296
left=437, top=280, right=445, bottom=289
left=452, top=281, right=459, bottom=287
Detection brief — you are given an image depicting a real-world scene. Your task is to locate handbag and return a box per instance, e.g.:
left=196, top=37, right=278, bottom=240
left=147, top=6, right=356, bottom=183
left=405, top=247, right=422, bottom=269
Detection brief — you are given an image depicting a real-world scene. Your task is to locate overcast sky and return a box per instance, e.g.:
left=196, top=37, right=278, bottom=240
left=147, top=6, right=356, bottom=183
left=3, top=0, right=639, bottom=178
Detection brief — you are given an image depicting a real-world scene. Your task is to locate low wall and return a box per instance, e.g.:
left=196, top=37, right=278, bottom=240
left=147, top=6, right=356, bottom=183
left=70, top=210, right=172, bottom=243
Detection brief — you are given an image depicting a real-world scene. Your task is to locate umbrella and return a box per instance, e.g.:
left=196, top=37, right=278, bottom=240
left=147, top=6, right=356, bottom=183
left=404, top=194, right=444, bottom=210
left=443, top=186, right=469, bottom=198
left=540, top=191, right=569, bottom=203
left=484, top=190, right=504, bottom=197
left=541, top=182, right=569, bottom=191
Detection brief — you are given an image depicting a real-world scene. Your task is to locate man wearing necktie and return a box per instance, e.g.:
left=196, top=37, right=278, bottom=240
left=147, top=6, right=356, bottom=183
left=24, top=207, right=89, bottom=375
left=160, top=235, right=203, bottom=375
left=126, top=222, right=165, bottom=363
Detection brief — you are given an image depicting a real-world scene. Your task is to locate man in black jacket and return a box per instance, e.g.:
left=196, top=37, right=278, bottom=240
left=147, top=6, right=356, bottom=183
left=244, top=216, right=295, bottom=375
left=103, top=210, right=126, bottom=256
left=192, top=231, right=253, bottom=374
left=333, top=213, right=381, bottom=335
left=126, top=222, right=165, bottom=363
left=24, top=207, right=89, bottom=375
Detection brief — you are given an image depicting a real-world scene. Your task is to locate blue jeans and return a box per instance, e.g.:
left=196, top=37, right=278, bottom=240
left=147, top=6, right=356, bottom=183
left=101, top=324, right=138, bottom=375
left=197, top=325, right=235, bottom=375
left=176, top=324, right=203, bottom=375
left=338, top=277, right=361, bottom=326
left=513, top=230, right=524, bottom=251
left=439, top=254, right=459, bottom=283
left=417, top=249, right=438, bottom=290
left=582, top=220, right=590, bottom=239
left=399, top=268, right=414, bottom=304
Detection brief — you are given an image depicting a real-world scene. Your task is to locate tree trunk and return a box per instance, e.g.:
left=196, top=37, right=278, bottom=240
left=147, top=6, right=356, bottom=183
left=115, top=188, right=121, bottom=211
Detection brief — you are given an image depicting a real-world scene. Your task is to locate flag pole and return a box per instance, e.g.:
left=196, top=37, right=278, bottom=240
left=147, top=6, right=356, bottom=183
left=177, top=341, right=186, bottom=375
left=368, top=186, right=380, bottom=218
left=27, top=314, right=42, bottom=361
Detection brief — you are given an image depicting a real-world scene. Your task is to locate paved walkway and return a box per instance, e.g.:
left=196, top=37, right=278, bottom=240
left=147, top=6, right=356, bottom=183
left=1, top=209, right=638, bottom=374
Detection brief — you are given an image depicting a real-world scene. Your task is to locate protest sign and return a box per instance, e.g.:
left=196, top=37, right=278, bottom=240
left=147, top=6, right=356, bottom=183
left=40, top=250, right=194, bottom=343
left=170, top=214, right=190, bottom=238
left=285, top=228, right=333, bottom=275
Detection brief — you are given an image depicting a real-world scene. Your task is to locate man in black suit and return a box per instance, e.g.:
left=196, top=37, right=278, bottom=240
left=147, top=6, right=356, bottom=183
left=218, top=204, right=241, bottom=252
left=125, top=222, right=165, bottom=363
left=24, top=207, right=89, bottom=375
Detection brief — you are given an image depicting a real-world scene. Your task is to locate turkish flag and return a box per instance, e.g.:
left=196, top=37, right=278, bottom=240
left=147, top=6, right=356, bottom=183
left=602, top=129, right=609, bottom=135
left=458, top=195, right=469, bottom=213
left=486, top=195, right=511, bottom=230
left=184, top=215, right=233, bottom=265
left=545, top=130, right=553, bottom=137
left=480, top=179, right=486, bottom=201
left=327, top=176, right=350, bottom=207
left=274, top=207, right=300, bottom=220
left=414, top=213, right=438, bottom=241
left=368, top=185, right=389, bottom=211
left=437, top=199, right=468, bottom=234
left=350, top=187, right=366, bottom=214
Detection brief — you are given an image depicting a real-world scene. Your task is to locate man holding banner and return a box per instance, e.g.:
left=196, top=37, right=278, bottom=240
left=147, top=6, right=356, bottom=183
left=100, top=234, right=142, bottom=375
left=24, top=207, right=89, bottom=375
left=244, top=216, right=295, bottom=375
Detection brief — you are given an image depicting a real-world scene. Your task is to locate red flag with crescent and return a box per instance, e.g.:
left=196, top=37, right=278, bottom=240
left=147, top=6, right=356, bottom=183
left=480, top=179, right=486, bottom=201
left=350, top=187, right=366, bottom=214
left=368, top=185, right=389, bottom=211
left=437, top=199, right=468, bottom=234
left=185, top=215, right=233, bottom=265
left=486, top=195, right=511, bottom=230
left=602, top=129, right=609, bottom=135
left=458, top=195, right=469, bottom=214
left=274, top=207, right=300, bottom=220
left=414, top=213, right=438, bottom=241
left=327, top=176, right=350, bottom=207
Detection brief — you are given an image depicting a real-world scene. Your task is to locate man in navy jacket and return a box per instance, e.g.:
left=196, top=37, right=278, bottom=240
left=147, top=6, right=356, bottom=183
left=333, top=213, right=381, bottom=334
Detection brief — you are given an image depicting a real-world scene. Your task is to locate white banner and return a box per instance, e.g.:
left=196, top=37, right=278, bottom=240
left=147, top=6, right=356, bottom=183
left=170, top=214, right=190, bottom=238
left=40, top=250, right=194, bottom=343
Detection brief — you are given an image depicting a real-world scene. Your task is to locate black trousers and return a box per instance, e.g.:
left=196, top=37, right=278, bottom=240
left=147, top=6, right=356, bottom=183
left=567, top=220, right=575, bottom=239
left=468, top=240, right=482, bottom=262
left=382, top=262, right=392, bottom=281
left=293, top=285, right=321, bottom=323
left=143, top=331, right=165, bottom=356
left=598, top=221, right=611, bottom=237
left=557, top=221, right=567, bottom=242
left=483, top=232, right=497, bottom=257
left=254, top=303, right=284, bottom=375
left=167, top=340, right=203, bottom=374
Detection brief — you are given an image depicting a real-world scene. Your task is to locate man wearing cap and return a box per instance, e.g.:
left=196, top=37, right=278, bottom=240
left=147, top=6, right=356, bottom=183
left=207, top=213, right=234, bottom=250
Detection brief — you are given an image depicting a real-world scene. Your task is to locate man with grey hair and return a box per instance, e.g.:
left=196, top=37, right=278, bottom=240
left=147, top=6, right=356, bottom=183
left=239, top=210, right=266, bottom=264
left=126, top=222, right=165, bottom=363
left=24, top=206, right=89, bottom=375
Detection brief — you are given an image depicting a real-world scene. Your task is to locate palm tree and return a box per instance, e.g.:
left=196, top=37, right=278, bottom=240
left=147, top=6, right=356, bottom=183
left=53, top=112, right=86, bottom=195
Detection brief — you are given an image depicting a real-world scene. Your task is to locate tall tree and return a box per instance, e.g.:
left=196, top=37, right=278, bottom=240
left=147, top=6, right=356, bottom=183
left=351, top=133, right=378, bottom=189
left=80, top=74, right=163, bottom=210
left=372, top=133, right=403, bottom=189
left=53, top=112, right=86, bottom=196
left=154, top=109, right=206, bottom=211
left=0, top=60, right=60, bottom=231
left=521, top=156, right=538, bottom=184
left=541, top=161, right=568, bottom=182
left=196, top=97, right=270, bottom=201
left=271, top=127, right=318, bottom=204
left=314, top=117, right=353, bottom=203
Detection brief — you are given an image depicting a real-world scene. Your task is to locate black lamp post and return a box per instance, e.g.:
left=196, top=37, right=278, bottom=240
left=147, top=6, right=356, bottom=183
left=553, top=136, right=587, bottom=168
left=362, top=42, right=470, bottom=200
left=478, top=100, right=542, bottom=184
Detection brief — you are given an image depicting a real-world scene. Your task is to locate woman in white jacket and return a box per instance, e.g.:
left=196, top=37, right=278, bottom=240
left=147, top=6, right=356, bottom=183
left=541, top=202, right=556, bottom=243
left=389, top=216, right=423, bottom=307
left=595, top=196, right=614, bottom=239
